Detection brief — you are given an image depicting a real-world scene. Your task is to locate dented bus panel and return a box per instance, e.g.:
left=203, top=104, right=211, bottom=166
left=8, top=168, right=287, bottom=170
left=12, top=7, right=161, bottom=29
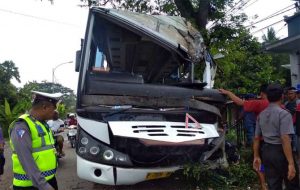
left=75, top=7, right=226, bottom=185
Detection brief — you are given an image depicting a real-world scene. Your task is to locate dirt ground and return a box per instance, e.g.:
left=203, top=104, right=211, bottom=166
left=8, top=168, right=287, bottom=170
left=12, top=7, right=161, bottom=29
left=0, top=132, right=192, bottom=190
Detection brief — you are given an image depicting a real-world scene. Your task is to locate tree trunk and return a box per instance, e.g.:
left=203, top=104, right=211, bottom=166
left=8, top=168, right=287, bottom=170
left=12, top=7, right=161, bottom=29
left=196, top=0, right=210, bottom=29
left=174, top=0, right=210, bottom=30
left=174, top=0, right=195, bottom=19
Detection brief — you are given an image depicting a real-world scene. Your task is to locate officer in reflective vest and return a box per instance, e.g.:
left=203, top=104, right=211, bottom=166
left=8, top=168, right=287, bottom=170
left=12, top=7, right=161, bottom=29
left=9, top=91, right=62, bottom=190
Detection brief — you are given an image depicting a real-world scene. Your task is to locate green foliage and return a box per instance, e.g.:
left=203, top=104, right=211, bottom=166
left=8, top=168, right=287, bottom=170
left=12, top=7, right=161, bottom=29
left=0, top=99, right=30, bottom=137
left=210, top=29, right=277, bottom=93
left=4, top=99, right=11, bottom=117
left=267, top=52, right=290, bottom=86
left=57, top=104, right=67, bottom=119
left=0, top=61, right=24, bottom=137
left=20, top=81, right=76, bottom=113
left=0, top=61, right=20, bottom=106
left=184, top=163, right=229, bottom=189
left=262, top=27, right=290, bottom=86
left=183, top=148, right=257, bottom=189
left=0, top=61, right=20, bottom=83
left=225, top=127, right=237, bottom=143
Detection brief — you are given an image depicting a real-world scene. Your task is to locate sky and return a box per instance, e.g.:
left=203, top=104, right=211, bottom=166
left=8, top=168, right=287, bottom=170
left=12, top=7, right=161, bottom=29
left=0, top=0, right=298, bottom=92
left=0, top=0, right=88, bottom=91
left=242, top=0, right=296, bottom=40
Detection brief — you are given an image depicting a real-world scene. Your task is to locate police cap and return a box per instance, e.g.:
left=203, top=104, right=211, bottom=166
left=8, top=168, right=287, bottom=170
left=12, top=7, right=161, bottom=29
left=32, top=91, right=62, bottom=106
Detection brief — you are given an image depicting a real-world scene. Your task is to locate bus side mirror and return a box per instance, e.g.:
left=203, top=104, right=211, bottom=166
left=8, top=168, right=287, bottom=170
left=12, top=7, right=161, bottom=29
left=75, top=50, right=81, bottom=72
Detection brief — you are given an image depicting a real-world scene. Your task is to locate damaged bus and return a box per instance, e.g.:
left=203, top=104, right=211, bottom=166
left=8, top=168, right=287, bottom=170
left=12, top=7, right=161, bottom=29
left=75, top=7, right=226, bottom=185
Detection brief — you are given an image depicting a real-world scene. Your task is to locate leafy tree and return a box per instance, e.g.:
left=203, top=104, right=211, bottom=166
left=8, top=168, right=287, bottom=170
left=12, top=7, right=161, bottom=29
left=0, top=80, right=76, bottom=137
left=19, top=81, right=76, bottom=114
left=0, top=61, right=20, bottom=83
left=0, top=99, right=29, bottom=137
left=262, top=28, right=290, bottom=86
left=0, top=61, right=23, bottom=137
left=57, top=104, right=67, bottom=119
left=0, top=61, right=20, bottom=106
left=200, top=23, right=283, bottom=93
left=262, top=27, right=277, bottom=43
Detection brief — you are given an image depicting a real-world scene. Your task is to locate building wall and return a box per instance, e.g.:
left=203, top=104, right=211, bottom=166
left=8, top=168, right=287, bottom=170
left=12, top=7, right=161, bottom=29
left=287, top=12, right=300, bottom=37
left=290, top=53, right=300, bottom=87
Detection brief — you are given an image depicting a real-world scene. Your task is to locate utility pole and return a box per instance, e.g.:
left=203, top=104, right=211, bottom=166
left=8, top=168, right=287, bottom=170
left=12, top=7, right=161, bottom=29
left=52, top=61, right=73, bottom=83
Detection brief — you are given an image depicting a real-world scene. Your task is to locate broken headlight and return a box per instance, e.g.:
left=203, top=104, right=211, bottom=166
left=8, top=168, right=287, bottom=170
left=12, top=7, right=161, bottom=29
left=76, top=128, right=133, bottom=167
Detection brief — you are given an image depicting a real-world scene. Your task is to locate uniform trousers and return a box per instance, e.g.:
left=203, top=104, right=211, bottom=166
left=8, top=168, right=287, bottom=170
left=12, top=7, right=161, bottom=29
left=262, top=143, right=300, bottom=190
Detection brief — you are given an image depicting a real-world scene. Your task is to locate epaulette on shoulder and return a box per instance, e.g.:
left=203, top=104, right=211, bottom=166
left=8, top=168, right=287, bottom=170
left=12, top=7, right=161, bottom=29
left=10, top=117, right=30, bottom=132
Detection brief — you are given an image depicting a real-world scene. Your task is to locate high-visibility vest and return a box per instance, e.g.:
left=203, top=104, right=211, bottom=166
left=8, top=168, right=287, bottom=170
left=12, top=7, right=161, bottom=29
left=9, top=114, right=57, bottom=187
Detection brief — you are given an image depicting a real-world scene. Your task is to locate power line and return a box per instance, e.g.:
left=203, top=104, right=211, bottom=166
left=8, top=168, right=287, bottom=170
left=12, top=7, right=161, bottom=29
left=245, top=4, right=295, bottom=28
left=231, top=0, right=257, bottom=15
left=274, top=23, right=287, bottom=36
left=226, top=0, right=244, bottom=15
left=207, top=0, right=244, bottom=29
left=251, top=19, right=284, bottom=34
left=210, top=0, right=295, bottom=28
left=208, top=0, right=261, bottom=30
left=242, top=0, right=259, bottom=10
left=0, top=8, right=81, bottom=28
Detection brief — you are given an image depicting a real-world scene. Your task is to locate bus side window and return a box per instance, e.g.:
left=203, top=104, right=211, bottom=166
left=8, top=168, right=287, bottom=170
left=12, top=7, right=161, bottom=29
left=92, top=47, right=110, bottom=72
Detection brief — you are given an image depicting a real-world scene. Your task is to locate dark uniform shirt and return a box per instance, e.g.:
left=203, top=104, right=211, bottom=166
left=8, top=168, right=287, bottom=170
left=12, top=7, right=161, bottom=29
left=10, top=121, right=53, bottom=190
left=255, top=103, right=294, bottom=144
left=285, top=100, right=297, bottom=116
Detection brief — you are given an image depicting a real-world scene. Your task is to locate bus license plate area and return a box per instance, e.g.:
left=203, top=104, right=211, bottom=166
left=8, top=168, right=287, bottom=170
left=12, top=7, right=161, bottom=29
left=146, top=172, right=172, bottom=180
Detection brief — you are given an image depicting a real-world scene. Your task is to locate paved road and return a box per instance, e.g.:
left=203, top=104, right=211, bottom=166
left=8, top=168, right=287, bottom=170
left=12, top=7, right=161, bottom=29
left=0, top=131, right=191, bottom=190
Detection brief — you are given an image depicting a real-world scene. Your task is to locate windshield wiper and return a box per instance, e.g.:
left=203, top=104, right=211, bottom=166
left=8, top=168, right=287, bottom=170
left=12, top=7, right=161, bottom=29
left=102, top=105, right=133, bottom=117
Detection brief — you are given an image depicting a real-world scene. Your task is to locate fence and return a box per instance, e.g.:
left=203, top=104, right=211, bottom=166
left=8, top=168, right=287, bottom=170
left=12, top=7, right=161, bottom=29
left=223, top=102, right=247, bottom=148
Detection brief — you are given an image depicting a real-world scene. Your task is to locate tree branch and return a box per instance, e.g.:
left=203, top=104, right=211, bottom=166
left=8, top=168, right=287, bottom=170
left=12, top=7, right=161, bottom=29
left=99, top=0, right=110, bottom=6
left=174, top=0, right=195, bottom=19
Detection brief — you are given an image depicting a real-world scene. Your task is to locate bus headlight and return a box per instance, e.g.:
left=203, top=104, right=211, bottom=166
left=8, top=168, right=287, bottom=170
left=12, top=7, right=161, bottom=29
left=90, top=146, right=100, bottom=155
left=81, top=137, right=89, bottom=145
left=78, top=147, right=87, bottom=154
left=103, top=150, right=114, bottom=160
left=116, top=155, right=127, bottom=162
left=76, top=128, right=133, bottom=166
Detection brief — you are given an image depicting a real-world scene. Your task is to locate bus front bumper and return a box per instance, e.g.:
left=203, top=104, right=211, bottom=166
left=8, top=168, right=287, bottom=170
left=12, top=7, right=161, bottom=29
left=77, top=155, right=180, bottom=185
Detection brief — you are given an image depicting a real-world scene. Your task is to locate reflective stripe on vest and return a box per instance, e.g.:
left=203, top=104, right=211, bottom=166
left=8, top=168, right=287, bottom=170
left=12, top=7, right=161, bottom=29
left=9, top=114, right=57, bottom=187
left=14, top=169, right=56, bottom=180
left=12, top=145, right=54, bottom=154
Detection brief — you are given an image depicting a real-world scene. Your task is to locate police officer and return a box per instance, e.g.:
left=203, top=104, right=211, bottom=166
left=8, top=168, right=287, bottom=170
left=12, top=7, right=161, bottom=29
left=9, top=91, right=62, bottom=190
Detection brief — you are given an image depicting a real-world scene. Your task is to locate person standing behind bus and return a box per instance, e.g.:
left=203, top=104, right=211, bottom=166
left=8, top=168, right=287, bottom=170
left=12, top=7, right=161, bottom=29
left=219, top=84, right=269, bottom=190
left=253, top=83, right=299, bottom=190
left=284, top=87, right=299, bottom=154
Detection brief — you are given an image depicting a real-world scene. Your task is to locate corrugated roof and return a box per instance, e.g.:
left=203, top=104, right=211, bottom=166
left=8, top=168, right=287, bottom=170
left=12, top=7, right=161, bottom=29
left=264, top=34, right=300, bottom=53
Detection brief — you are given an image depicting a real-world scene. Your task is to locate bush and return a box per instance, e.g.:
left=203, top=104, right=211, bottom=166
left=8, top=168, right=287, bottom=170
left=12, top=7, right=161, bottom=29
left=183, top=147, right=257, bottom=190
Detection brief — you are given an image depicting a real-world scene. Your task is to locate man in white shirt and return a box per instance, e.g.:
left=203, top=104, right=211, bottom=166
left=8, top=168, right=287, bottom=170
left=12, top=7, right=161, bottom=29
left=47, top=111, right=65, bottom=157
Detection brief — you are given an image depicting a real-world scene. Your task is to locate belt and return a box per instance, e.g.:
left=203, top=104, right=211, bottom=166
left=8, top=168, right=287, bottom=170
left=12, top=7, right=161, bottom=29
left=263, top=142, right=282, bottom=146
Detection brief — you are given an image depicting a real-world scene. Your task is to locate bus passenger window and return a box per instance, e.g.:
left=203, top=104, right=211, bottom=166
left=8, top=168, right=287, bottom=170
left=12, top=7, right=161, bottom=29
left=92, top=48, right=110, bottom=72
